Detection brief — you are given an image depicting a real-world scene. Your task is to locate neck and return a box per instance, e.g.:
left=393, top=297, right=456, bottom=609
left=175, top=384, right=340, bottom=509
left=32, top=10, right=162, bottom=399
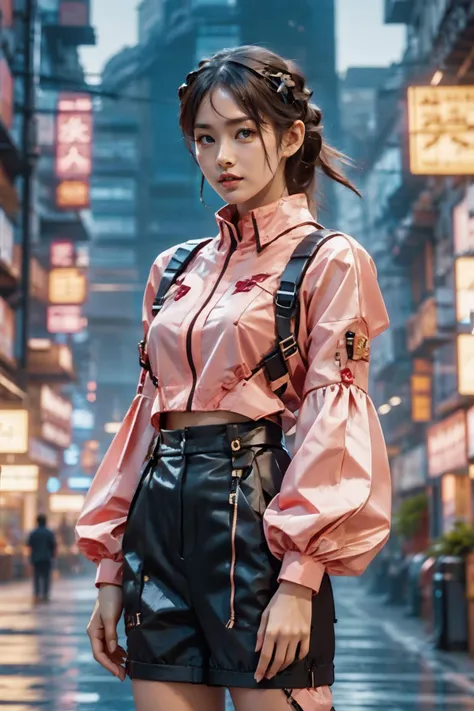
left=236, top=176, right=289, bottom=220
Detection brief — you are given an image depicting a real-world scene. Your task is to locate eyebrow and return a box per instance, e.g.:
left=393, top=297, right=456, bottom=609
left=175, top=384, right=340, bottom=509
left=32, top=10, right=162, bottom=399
left=194, top=116, right=252, bottom=130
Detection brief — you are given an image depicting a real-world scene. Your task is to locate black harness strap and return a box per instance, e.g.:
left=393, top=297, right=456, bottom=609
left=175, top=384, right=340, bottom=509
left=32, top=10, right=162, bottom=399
left=138, top=237, right=212, bottom=388
left=260, top=229, right=342, bottom=398
left=138, top=228, right=342, bottom=399
left=152, top=237, right=213, bottom=316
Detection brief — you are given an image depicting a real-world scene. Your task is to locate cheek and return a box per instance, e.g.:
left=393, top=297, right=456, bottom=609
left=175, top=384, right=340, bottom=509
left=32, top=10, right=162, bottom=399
left=196, top=148, right=214, bottom=176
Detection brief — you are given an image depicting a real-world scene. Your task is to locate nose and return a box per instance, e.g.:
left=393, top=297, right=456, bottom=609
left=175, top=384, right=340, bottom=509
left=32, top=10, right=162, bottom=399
left=216, top=139, right=235, bottom=169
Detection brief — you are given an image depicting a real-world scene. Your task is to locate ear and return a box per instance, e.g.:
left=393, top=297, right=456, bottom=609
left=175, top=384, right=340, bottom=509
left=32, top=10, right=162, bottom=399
left=281, top=120, right=305, bottom=158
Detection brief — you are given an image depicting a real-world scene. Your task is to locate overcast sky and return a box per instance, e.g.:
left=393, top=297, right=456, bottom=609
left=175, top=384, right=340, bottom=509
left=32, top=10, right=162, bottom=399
left=79, top=0, right=406, bottom=78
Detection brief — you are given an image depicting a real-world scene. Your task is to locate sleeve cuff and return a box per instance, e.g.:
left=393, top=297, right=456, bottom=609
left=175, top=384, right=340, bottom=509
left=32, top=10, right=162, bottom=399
left=278, top=551, right=325, bottom=594
left=95, top=559, right=123, bottom=588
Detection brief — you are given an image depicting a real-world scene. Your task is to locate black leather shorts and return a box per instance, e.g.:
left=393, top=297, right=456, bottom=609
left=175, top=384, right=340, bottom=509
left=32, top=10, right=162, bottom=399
left=122, top=418, right=336, bottom=690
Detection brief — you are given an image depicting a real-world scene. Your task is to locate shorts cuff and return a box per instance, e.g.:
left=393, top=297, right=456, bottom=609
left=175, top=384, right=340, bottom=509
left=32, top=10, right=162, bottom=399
left=207, top=663, right=334, bottom=689
left=128, top=661, right=205, bottom=684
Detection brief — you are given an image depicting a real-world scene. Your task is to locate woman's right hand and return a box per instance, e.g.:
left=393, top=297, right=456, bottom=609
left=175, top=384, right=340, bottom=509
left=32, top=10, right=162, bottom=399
left=87, top=584, right=127, bottom=680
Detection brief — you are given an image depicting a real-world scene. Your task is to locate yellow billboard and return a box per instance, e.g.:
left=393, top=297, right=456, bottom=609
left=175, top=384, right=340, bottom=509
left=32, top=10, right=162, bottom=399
left=407, top=85, right=474, bottom=175
left=0, top=465, right=38, bottom=492
left=458, top=334, right=474, bottom=396
left=455, top=257, right=474, bottom=325
left=0, top=410, right=28, bottom=453
left=49, top=268, right=86, bottom=305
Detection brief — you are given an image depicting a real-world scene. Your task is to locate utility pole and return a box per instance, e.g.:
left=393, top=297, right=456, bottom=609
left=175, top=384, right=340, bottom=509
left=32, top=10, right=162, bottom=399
left=19, top=0, right=37, bottom=381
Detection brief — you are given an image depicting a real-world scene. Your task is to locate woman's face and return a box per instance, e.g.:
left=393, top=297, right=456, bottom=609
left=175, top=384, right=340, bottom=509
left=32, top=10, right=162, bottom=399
left=193, top=87, right=288, bottom=213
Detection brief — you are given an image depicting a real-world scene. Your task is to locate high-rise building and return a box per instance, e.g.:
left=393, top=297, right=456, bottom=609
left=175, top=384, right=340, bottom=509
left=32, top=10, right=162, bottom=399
left=87, top=46, right=143, bottom=455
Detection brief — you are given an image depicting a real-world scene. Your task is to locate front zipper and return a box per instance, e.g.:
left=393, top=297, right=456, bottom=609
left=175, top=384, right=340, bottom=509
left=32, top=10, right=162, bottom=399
left=178, top=458, right=188, bottom=559
left=185, top=223, right=237, bottom=410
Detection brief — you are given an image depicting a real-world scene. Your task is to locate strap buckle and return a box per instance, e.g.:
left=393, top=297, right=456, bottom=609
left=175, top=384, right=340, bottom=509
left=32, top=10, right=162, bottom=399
left=274, top=283, right=297, bottom=312
left=279, top=335, right=298, bottom=361
left=151, top=296, right=165, bottom=315
left=138, top=339, right=149, bottom=370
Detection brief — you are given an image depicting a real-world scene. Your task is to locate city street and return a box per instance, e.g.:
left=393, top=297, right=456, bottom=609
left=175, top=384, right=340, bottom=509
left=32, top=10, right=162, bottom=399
left=1, top=575, right=474, bottom=710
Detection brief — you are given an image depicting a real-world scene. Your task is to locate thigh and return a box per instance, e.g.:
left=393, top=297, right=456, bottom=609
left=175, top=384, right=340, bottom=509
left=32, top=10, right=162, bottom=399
left=230, top=686, right=334, bottom=711
left=132, top=680, right=225, bottom=711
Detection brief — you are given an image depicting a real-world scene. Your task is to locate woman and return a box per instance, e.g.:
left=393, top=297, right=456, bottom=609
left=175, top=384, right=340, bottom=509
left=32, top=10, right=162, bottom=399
left=75, top=45, right=391, bottom=711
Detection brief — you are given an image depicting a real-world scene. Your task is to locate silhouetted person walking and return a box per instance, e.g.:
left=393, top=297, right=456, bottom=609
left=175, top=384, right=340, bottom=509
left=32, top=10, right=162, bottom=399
left=27, top=514, right=57, bottom=603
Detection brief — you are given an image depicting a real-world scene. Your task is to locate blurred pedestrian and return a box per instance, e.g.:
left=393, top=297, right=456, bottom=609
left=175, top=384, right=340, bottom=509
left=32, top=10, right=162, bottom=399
left=27, top=514, right=57, bottom=604
left=75, top=44, right=391, bottom=711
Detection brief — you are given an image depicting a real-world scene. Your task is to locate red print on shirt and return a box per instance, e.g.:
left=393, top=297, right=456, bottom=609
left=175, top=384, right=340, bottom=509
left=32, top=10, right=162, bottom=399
left=232, top=273, right=270, bottom=295
left=174, top=277, right=191, bottom=301
left=340, top=368, right=354, bottom=387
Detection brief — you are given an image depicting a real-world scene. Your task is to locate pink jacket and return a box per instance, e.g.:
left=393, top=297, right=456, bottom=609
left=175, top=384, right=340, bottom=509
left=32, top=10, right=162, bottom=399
left=75, top=193, right=392, bottom=591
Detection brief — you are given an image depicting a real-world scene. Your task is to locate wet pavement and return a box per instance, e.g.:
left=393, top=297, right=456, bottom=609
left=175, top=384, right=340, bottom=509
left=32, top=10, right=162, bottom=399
left=0, top=575, right=473, bottom=710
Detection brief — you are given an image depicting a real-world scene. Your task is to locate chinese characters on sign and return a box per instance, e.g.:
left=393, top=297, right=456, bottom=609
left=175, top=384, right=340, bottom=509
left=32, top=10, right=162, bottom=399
left=47, top=241, right=88, bottom=334
left=407, top=86, right=474, bottom=175
left=55, top=93, right=92, bottom=209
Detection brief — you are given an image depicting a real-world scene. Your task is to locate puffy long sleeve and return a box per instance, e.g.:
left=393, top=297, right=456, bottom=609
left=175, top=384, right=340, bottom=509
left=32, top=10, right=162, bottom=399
left=75, top=253, right=168, bottom=587
left=263, top=235, right=392, bottom=594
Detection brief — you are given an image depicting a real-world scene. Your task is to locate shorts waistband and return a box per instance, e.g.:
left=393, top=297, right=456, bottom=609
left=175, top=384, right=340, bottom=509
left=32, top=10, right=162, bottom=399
left=155, top=418, right=285, bottom=455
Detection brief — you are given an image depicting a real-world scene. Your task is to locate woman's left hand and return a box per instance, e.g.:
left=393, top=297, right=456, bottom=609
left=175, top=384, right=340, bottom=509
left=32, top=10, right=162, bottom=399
left=255, top=580, right=312, bottom=682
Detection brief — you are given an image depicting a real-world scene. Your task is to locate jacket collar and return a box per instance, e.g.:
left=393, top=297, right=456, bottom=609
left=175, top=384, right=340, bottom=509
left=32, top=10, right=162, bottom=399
left=215, top=193, right=318, bottom=252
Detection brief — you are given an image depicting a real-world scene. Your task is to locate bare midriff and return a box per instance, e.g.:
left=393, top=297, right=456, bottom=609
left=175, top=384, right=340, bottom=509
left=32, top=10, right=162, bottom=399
left=162, top=410, right=281, bottom=430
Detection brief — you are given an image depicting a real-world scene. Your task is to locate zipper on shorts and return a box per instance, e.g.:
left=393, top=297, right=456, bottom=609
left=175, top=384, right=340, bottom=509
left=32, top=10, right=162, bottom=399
left=178, top=435, right=188, bottom=559
left=225, top=437, right=244, bottom=629
left=185, top=223, right=237, bottom=411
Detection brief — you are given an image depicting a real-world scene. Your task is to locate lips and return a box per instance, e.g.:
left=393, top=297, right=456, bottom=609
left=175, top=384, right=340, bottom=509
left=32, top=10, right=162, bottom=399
left=218, top=174, right=243, bottom=183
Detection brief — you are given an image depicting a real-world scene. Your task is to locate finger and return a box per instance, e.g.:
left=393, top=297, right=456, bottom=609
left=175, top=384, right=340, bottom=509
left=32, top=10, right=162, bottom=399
left=90, top=633, right=122, bottom=677
left=254, top=632, right=275, bottom=682
left=111, top=648, right=127, bottom=665
left=103, top=617, right=118, bottom=655
left=255, top=610, right=269, bottom=652
left=280, top=639, right=299, bottom=671
left=298, top=635, right=310, bottom=661
left=266, top=638, right=289, bottom=679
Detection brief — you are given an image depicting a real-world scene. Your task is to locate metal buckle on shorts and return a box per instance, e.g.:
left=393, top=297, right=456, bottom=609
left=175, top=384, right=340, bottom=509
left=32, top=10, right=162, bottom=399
left=231, top=438, right=241, bottom=451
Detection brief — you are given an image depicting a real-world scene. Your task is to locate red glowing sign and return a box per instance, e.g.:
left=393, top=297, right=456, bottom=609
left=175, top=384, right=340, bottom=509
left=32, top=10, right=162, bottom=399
left=0, top=1, right=13, bottom=28
left=56, top=114, right=92, bottom=179
left=59, top=0, right=90, bottom=27
left=50, top=241, right=75, bottom=268
left=47, top=305, right=85, bottom=334
left=0, top=59, right=13, bottom=129
left=55, top=93, right=92, bottom=209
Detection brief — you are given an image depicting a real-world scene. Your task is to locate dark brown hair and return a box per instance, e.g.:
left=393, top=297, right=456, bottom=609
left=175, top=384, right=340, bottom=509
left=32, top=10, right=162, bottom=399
left=178, top=45, right=361, bottom=213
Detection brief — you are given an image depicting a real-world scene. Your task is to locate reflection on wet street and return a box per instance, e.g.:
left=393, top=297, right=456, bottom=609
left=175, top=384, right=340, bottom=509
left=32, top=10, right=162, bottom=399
left=0, top=576, right=474, bottom=710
